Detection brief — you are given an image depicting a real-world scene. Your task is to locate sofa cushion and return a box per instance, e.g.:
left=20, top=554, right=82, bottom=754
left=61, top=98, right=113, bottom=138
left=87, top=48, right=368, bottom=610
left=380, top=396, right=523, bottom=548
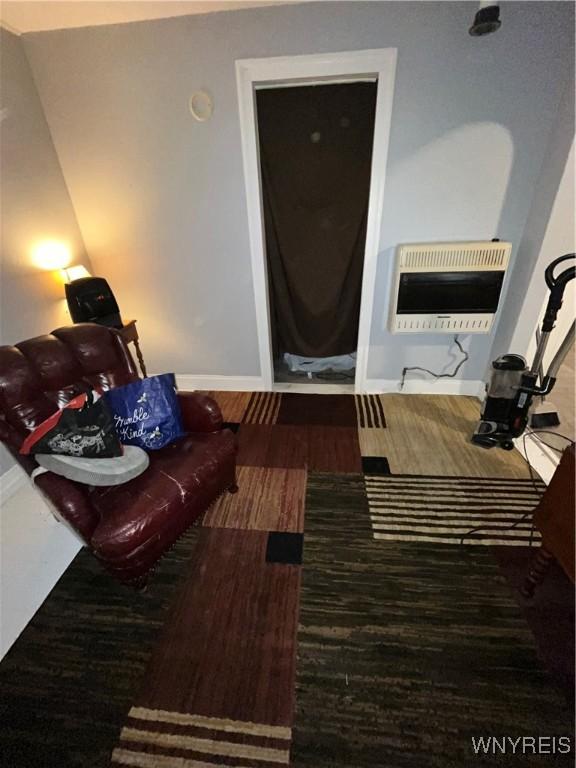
left=90, top=430, right=236, bottom=562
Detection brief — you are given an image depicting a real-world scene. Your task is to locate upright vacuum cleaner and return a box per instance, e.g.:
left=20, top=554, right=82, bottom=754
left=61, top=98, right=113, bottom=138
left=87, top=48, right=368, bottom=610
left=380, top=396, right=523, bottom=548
left=472, top=253, right=575, bottom=450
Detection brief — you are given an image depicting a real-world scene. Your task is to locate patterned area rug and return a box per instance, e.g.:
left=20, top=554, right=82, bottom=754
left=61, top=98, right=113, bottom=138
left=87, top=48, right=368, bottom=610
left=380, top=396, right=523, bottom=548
left=0, top=392, right=573, bottom=768
left=365, top=474, right=546, bottom=545
left=0, top=528, right=200, bottom=768
left=292, top=474, right=571, bottom=768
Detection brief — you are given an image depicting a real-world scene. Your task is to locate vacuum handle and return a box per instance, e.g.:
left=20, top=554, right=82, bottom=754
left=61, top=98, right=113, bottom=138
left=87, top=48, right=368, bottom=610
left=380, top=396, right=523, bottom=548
left=545, top=253, right=576, bottom=289
left=542, top=253, right=575, bottom=332
left=526, top=321, right=576, bottom=397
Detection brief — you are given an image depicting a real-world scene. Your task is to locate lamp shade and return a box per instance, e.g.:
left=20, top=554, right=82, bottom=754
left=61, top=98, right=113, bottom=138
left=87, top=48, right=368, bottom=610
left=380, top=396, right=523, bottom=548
left=61, top=265, right=91, bottom=283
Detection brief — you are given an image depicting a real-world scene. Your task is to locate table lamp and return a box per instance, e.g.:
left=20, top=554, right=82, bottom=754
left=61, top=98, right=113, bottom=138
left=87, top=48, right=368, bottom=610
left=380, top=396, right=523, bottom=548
left=63, top=266, right=123, bottom=329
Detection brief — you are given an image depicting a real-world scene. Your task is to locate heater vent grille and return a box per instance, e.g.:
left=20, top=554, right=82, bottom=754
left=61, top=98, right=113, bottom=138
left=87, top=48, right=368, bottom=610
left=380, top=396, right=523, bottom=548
left=393, top=314, right=494, bottom=334
left=398, top=241, right=511, bottom=271
left=389, top=240, right=512, bottom=334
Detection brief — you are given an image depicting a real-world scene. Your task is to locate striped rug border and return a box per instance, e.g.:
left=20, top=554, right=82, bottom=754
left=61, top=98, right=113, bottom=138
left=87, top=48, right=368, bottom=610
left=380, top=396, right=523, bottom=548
left=243, top=392, right=281, bottom=425
left=112, top=746, right=287, bottom=768
left=112, top=708, right=292, bottom=767
left=126, top=708, right=291, bottom=739
left=365, top=472, right=546, bottom=485
left=365, top=474, right=544, bottom=547
left=117, top=727, right=289, bottom=763
left=112, top=749, right=215, bottom=767
left=354, top=394, right=386, bottom=428
left=372, top=532, right=540, bottom=546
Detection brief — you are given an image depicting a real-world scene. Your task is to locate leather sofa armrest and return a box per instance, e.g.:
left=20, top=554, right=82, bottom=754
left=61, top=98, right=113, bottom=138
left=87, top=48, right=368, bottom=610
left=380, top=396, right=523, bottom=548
left=34, top=472, right=99, bottom=543
left=177, top=392, right=223, bottom=433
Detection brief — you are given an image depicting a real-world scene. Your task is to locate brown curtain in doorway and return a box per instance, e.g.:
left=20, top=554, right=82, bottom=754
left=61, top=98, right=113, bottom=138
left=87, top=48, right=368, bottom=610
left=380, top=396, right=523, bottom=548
left=256, top=81, right=377, bottom=359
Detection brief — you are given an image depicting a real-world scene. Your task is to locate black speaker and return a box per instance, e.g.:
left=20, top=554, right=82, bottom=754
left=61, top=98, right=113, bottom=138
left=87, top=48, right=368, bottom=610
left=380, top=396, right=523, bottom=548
left=65, top=277, right=122, bottom=328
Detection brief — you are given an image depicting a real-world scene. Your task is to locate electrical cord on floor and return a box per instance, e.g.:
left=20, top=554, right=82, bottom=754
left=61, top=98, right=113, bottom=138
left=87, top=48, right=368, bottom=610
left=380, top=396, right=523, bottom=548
left=521, top=430, right=551, bottom=498
left=400, top=335, right=469, bottom=390
left=525, top=429, right=574, bottom=453
left=458, top=430, right=574, bottom=546
left=460, top=430, right=556, bottom=547
left=458, top=508, right=536, bottom=548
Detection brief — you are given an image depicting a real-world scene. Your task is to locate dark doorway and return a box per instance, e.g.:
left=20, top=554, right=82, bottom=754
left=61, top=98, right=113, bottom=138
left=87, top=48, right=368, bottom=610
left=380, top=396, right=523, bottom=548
left=256, top=81, right=377, bottom=386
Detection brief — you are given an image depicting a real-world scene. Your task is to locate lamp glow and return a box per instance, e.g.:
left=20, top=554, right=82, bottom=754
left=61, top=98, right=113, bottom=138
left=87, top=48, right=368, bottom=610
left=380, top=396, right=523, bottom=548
left=61, top=264, right=91, bottom=283
left=32, top=241, right=72, bottom=271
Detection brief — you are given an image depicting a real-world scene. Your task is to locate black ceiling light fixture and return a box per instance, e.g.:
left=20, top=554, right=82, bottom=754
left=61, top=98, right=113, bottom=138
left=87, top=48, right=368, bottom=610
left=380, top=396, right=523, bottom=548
left=469, top=1, right=502, bottom=36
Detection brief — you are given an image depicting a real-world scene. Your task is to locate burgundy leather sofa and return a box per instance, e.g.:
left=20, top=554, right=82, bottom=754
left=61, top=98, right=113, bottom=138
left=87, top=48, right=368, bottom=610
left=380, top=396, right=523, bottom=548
left=0, top=323, right=237, bottom=584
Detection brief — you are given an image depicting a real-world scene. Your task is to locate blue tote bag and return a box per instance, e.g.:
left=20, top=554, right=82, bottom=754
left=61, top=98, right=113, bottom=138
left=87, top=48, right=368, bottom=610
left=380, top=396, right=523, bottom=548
left=104, top=373, right=184, bottom=451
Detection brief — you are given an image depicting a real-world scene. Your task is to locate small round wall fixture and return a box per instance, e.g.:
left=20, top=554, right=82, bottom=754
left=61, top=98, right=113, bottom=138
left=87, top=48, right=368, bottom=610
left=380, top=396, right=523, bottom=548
left=469, top=2, right=502, bottom=36
left=189, top=90, right=213, bottom=122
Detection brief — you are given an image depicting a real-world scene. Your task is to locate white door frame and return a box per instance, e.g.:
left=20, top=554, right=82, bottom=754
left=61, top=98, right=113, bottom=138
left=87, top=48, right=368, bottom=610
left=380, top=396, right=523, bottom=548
left=236, top=49, right=397, bottom=393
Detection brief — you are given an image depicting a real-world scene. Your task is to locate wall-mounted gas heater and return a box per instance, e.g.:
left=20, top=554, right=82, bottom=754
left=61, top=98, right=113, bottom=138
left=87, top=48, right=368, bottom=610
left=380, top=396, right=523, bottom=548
left=389, top=240, right=512, bottom=334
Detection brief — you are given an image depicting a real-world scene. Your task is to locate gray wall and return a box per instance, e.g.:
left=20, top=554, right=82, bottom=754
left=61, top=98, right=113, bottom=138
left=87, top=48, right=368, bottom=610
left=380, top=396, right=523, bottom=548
left=493, top=79, right=575, bottom=363
left=0, top=27, right=90, bottom=474
left=22, top=1, right=574, bottom=381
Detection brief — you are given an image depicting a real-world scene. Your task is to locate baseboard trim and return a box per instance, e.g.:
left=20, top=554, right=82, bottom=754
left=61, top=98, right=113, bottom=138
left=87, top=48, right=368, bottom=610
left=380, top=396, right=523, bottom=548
left=273, top=381, right=355, bottom=394
left=0, top=464, right=27, bottom=502
left=364, top=378, right=485, bottom=397
left=175, top=374, right=266, bottom=392
left=174, top=374, right=485, bottom=397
